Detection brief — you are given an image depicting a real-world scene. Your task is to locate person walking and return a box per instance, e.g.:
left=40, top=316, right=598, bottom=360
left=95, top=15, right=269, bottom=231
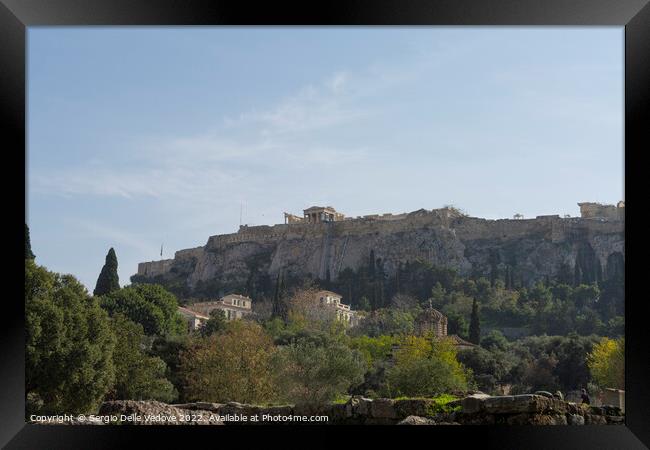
left=581, top=388, right=591, bottom=405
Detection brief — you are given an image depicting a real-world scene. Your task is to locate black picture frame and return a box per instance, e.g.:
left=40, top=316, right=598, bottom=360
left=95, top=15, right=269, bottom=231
left=3, top=0, right=648, bottom=448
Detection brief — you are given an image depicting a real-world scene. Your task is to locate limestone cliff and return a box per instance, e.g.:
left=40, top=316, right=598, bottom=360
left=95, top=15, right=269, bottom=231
left=133, top=208, right=624, bottom=298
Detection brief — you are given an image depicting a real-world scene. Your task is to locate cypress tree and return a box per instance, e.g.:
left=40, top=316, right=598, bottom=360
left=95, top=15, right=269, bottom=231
left=368, top=249, right=376, bottom=279
left=94, top=247, right=120, bottom=296
left=395, top=262, right=401, bottom=294
left=489, top=264, right=497, bottom=287
left=469, top=298, right=481, bottom=345
left=574, top=264, right=582, bottom=287
left=272, top=273, right=288, bottom=321
left=25, top=223, right=35, bottom=260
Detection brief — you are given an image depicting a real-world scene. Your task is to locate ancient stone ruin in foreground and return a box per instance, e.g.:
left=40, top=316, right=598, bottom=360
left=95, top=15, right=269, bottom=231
left=44, top=393, right=625, bottom=426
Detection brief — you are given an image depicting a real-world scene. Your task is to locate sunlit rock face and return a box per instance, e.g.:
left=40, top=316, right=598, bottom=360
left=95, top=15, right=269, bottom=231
left=133, top=207, right=624, bottom=298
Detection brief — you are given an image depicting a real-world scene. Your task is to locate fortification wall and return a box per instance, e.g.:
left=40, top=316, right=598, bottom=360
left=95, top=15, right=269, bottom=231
left=175, top=247, right=204, bottom=260
left=135, top=208, right=624, bottom=290
left=137, top=259, right=174, bottom=277
left=204, top=208, right=456, bottom=250
left=204, top=211, right=623, bottom=251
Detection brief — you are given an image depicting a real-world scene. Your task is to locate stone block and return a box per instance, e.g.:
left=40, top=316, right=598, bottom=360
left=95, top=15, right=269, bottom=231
left=605, top=415, right=625, bottom=425
left=457, top=412, right=496, bottom=425
left=584, top=414, right=607, bottom=425
left=461, top=393, right=491, bottom=414
left=329, top=403, right=347, bottom=422
left=219, top=402, right=260, bottom=419
left=588, top=406, right=604, bottom=416
left=345, top=396, right=372, bottom=418
left=567, top=414, right=585, bottom=425
left=602, top=405, right=622, bottom=416
left=566, top=402, right=582, bottom=415
left=394, top=399, right=434, bottom=418
left=483, top=395, right=550, bottom=414
left=370, top=398, right=398, bottom=419
left=397, top=416, right=437, bottom=425
left=506, top=414, right=566, bottom=425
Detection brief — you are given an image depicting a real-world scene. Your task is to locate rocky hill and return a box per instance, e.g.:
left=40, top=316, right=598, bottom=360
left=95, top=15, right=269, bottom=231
left=132, top=207, right=624, bottom=299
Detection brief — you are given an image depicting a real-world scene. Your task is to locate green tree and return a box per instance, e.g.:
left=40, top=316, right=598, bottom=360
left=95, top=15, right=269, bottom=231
left=94, top=247, right=120, bottom=296
left=553, top=334, right=599, bottom=392
left=357, top=296, right=371, bottom=311
left=571, top=284, right=600, bottom=309
left=385, top=336, right=468, bottom=398
left=480, top=330, right=509, bottom=352
left=274, top=338, right=366, bottom=406
left=349, top=335, right=397, bottom=368
left=457, top=346, right=516, bottom=394
left=200, top=309, right=228, bottom=337
left=446, top=311, right=469, bottom=340
left=354, top=308, right=415, bottom=337
left=100, top=284, right=186, bottom=336
left=520, top=353, right=560, bottom=393
left=469, top=298, right=481, bottom=345
left=179, top=321, right=277, bottom=404
left=149, top=335, right=190, bottom=402
left=25, top=223, right=35, bottom=260
left=107, top=314, right=176, bottom=402
left=26, top=260, right=116, bottom=415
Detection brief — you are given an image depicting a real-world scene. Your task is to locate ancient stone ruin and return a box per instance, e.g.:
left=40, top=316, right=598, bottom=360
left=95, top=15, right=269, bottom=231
left=46, top=393, right=624, bottom=426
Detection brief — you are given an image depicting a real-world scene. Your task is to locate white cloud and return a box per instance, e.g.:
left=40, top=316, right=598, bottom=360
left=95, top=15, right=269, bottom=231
left=31, top=68, right=381, bottom=209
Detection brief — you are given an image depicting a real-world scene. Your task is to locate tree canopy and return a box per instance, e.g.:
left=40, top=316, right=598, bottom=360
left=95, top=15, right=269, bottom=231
left=99, top=283, right=186, bottom=336
left=107, top=313, right=176, bottom=402
left=587, top=337, right=624, bottom=390
left=179, top=321, right=277, bottom=404
left=26, top=260, right=116, bottom=415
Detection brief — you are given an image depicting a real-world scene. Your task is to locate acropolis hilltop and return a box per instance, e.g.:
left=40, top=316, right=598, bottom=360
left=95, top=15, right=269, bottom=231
left=134, top=202, right=624, bottom=299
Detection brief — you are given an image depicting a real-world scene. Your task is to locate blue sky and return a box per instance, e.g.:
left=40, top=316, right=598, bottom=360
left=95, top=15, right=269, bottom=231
left=27, top=27, right=624, bottom=291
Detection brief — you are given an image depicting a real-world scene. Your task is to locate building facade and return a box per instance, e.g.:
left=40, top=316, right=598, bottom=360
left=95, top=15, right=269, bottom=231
left=284, top=206, right=346, bottom=224
left=315, top=290, right=359, bottom=326
left=178, top=306, right=210, bottom=331
left=413, top=304, right=478, bottom=349
left=179, top=293, right=253, bottom=328
left=415, top=304, right=448, bottom=337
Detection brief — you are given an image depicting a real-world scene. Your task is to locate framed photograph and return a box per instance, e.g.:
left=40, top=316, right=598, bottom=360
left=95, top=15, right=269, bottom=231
left=3, top=0, right=648, bottom=448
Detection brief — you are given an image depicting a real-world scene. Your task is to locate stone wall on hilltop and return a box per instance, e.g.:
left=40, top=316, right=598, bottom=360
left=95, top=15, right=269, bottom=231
left=134, top=208, right=624, bottom=297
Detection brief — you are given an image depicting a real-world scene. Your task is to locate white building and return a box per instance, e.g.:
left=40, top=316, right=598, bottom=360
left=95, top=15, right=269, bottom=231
left=315, top=290, right=359, bottom=326
left=178, top=306, right=210, bottom=331
left=179, top=293, right=253, bottom=329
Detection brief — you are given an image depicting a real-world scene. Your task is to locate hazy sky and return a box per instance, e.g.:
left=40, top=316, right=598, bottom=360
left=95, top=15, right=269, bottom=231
left=27, top=27, right=624, bottom=291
